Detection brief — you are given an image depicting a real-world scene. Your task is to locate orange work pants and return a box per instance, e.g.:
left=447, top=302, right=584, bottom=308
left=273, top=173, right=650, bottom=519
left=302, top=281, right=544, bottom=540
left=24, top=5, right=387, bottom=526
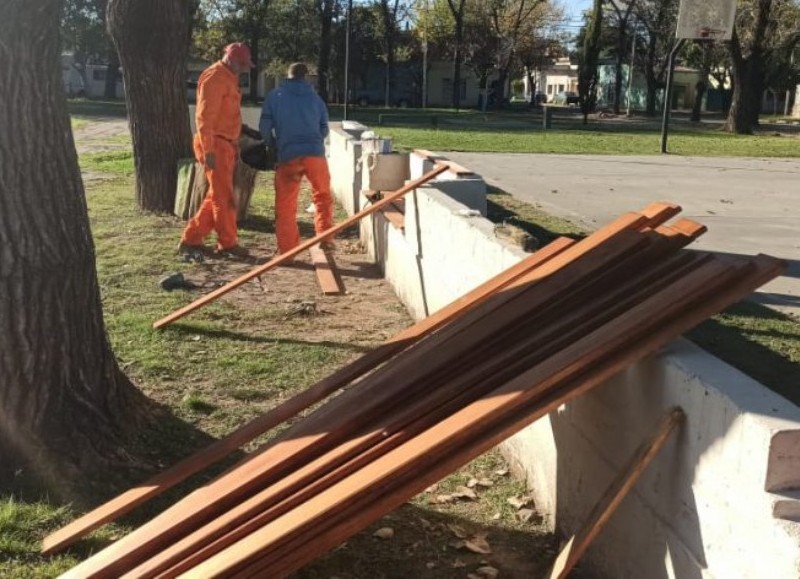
left=274, top=156, right=333, bottom=254
left=182, top=137, right=238, bottom=251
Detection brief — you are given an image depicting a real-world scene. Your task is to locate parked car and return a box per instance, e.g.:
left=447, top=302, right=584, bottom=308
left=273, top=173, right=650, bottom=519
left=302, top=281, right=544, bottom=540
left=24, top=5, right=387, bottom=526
left=355, top=87, right=414, bottom=108
left=553, top=91, right=579, bottom=106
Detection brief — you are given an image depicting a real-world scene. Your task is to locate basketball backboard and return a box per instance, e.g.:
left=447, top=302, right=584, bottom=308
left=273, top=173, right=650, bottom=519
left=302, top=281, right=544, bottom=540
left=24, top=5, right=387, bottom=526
left=675, top=0, right=737, bottom=40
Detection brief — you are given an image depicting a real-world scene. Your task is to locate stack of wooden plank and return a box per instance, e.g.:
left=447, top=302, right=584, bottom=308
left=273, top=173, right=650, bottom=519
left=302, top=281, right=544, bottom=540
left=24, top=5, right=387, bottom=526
left=54, top=202, right=784, bottom=578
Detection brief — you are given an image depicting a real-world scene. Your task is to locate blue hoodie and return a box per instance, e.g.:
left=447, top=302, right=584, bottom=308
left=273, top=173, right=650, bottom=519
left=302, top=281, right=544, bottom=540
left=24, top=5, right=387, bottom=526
left=259, top=79, right=329, bottom=163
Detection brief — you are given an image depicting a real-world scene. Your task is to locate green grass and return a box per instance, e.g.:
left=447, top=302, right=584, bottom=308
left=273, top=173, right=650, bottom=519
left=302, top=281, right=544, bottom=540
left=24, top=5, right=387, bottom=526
left=328, top=105, right=800, bottom=157
left=80, top=171, right=357, bottom=436
left=70, top=117, right=88, bottom=131
left=688, top=302, right=800, bottom=404
left=66, top=98, right=127, bottom=119
left=80, top=151, right=135, bottom=175
left=378, top=125, right=800, bottom=157
left=0, top=498, right=81, bottom=577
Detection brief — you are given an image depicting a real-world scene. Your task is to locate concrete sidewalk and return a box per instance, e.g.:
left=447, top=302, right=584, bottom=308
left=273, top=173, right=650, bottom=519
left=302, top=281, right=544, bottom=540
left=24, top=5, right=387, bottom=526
left=445, top=152, right=800, bottom=319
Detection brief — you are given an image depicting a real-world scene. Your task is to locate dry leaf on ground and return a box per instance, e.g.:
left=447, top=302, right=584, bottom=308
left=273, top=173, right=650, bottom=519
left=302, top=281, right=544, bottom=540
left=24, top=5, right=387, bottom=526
left=373, top=527, right=395, bottom=540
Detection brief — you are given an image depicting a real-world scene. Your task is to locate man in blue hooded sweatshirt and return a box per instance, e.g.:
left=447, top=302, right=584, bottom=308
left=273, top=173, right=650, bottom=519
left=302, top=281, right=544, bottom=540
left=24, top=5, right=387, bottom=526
left=259, top=62, right=334, bottom=254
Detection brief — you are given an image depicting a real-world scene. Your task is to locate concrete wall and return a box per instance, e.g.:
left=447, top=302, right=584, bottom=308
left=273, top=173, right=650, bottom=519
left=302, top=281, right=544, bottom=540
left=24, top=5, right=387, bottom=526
left=327, top=123, right=800, bottom=579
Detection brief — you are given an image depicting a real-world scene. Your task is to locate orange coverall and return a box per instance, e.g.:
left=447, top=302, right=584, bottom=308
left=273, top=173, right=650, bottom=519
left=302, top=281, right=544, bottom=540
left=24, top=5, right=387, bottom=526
left=274, top=157, right=333, bottom=253
left=181, top=61, right=242, bottom=251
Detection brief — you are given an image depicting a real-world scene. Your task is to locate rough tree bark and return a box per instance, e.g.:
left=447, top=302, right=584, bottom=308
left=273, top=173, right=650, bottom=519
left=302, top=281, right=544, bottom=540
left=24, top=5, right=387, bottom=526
left=0, top=0, right=152, bottom=504
left=725, top=4, right=772, bottom=135
left=107, top=0, right=193, bottom=212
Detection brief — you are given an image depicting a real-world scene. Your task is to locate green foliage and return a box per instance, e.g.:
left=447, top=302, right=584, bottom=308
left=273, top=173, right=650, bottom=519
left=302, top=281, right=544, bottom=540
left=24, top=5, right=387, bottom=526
left=60, top=0, right=107, bottom=62
left=578, top=0, right=603, bottom=120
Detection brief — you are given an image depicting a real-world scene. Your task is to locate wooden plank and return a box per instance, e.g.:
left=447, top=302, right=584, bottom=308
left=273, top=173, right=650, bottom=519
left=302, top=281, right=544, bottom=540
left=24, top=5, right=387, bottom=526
left=546, top=407, right=685, bottom=579
left=226, top=257, right=783, bottom=578
left=61, top=229, right=651, bottom=577
left=56, top=204, right=708, bottom=572
left=54, top=238, right=589, bottom=573
left=412, top=149, right=476, bottom=176
left=152, top=164, right=449, bottom=330
left=181, top=258, right=754, bottom=577
left=309, top=244, right=345, bottom=295
left=129, top=252, right=708, bottom=578
left=42, top=236, right=576, bottom=557
left=380, top=202, right=405, bottom=230
left=57, top=207, right=680, bottom=572
left=361, top=190, right=405, bottom=229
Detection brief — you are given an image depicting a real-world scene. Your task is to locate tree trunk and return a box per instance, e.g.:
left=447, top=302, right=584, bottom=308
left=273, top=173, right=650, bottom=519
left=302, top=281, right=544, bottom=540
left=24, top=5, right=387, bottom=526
left=725, top=4, right=771, bottom=134
left=107, top=0, right=193, bottom=212
left=645, top=35, right=659, bottom=117
left=725, top=59, right=763, bottom=134
left=691, top=80, right=706, bottom=122
left=613, top=32, right=625, bottom=113
left=0, top=0, right=152, bottom=504
left=317, top=0, right=334, bottom=103
left=104, top=43, right=121, bottom=99
left=249, top=30, right=260, bottom=102
left=579, top=0, right=603, bottom=124
left=452, top=20, right=464, bottom=109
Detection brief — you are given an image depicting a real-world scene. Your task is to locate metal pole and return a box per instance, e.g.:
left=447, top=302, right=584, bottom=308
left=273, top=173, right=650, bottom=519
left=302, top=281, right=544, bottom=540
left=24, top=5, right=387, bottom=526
left=660, top=38, right=686, bottom=154
left=627, top=23, right=637, bottom=116
left=343, top=0, right=353, bottom=120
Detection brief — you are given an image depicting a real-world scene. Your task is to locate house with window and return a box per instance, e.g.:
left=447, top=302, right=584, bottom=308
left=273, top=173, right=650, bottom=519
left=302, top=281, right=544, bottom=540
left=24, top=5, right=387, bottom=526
left=61, top=52, right=123, bottom=98
left=538, top=57, right=578, bottom=103
left=423, top=61, right=499, bottom=108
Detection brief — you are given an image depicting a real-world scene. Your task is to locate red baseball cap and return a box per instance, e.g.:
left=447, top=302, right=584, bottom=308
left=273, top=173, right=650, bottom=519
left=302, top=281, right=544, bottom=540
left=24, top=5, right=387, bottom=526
left=224, top=43, right=254, bottom=68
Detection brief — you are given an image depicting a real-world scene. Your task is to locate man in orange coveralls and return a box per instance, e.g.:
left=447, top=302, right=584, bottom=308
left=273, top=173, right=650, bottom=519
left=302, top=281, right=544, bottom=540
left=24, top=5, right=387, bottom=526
left=179, top=43, right=253, bottom=258
left=258, top=62, right=334, bottom=256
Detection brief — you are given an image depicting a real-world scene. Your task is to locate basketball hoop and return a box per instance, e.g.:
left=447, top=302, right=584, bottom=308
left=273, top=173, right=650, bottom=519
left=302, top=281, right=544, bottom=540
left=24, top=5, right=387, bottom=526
left=676, top=0, right=736, bottom=40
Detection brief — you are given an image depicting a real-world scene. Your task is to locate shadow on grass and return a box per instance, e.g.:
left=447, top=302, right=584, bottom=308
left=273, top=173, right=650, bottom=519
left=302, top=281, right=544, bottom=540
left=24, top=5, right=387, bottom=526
left=167, top=325, right=373, bottom=355
left=239, top=213, right=275, bottom=235
left=687, top=301, right=800, bottom=406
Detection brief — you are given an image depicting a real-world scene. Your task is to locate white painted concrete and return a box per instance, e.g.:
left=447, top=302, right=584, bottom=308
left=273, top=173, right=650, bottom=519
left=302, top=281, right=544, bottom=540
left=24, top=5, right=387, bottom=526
left=327, top=123, right=800, bottom=579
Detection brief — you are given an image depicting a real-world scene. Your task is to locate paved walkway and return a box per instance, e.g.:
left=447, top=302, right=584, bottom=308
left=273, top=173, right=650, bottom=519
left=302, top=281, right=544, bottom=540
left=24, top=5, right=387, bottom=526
left=445, top=152, right=800, bottom=319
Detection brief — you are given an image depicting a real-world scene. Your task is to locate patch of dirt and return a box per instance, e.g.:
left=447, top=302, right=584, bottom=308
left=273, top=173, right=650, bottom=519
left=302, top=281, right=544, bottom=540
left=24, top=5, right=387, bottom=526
left=175, top=230, right=409, bottom=348
left=295, top=450, right=558, bottom=579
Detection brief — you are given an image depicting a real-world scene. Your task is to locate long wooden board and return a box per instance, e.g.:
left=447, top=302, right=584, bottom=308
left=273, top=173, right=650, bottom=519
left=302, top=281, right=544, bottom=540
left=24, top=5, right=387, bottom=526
left=309, top=244, right=345, bottom=295
left=152, top=164, right=449, bottom=329
left=42, top=236, right=576, bottom=556
left=126, top=251, right=707, bottom=578
left=53, top=206, right=696, bottom=572
left=219, top=257, right=783, bottom=578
